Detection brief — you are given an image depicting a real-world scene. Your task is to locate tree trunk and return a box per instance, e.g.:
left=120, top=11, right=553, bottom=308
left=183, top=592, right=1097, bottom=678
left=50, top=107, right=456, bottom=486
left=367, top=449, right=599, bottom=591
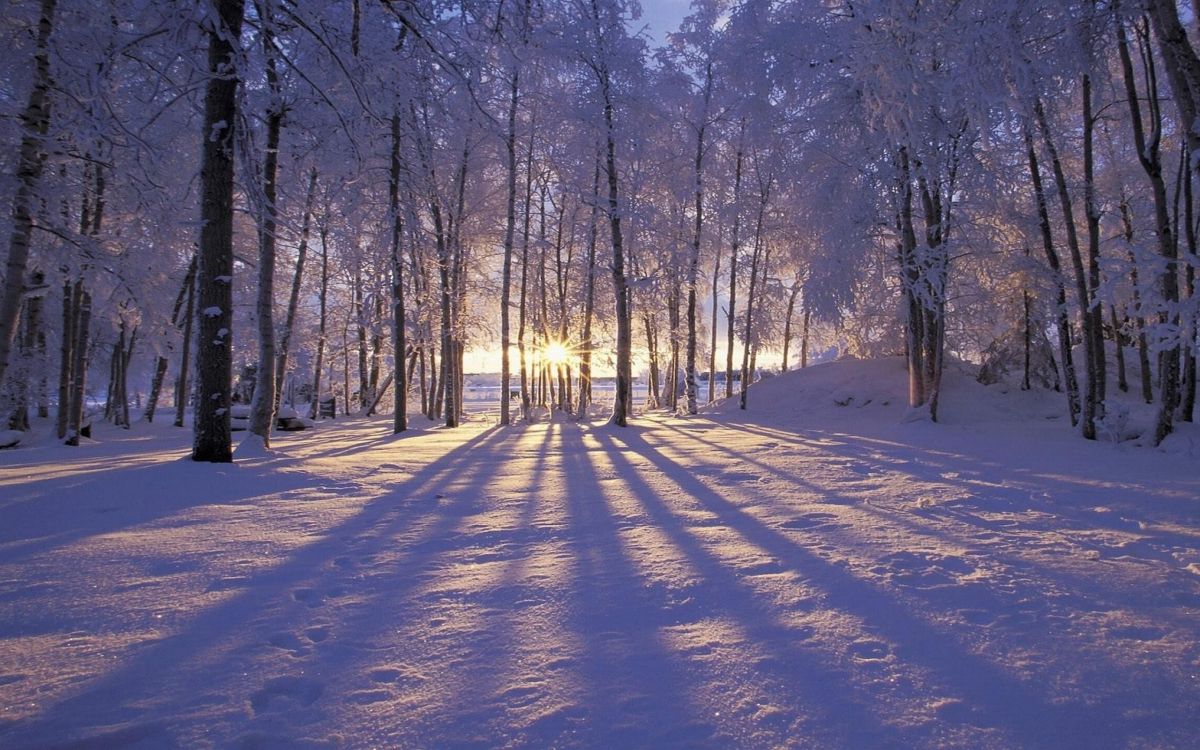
left=1036, top=99, right=1100, bottom=439
left=739, top=171, right=770, bottom=411
left=781, top=282, right=800, bottom=372
left=708, top=227, right=721, bottom=402
left=66, top=159, right=104, bottom=445
left=65, top=281, right=91, bottom=446
left=56, top=282, right=73, bottom=439
left=192, top=0, right=246, bottom=462
left=1118, top=17, right=1178, bottom=443
left=145, top=256, right=196, bottom=423
left=275, top=167, right=317, bottom=412
left=309, top=220, right=330, bottom=419
left=1025, top=123, right=1080, bottom=424
left=246, top=33, right=283, bottom=449
left=518, top=122, right=534, bottom=421
left=388, top=113, right=407, bottom=433
left=355, top=277, right=369, bottom=411
left=725, top=121, right=745, bottom=400
left=1111, top=305, right=1127, bottom=393
left=800, top=304, right=811, bottom=368
left=603, top=87, right=632, bottom=426
left=577, top=157, right=600, bottom=419
left=175, top=262, right=196, bottom=428
left=684, top=62, right=713, bottom=416
left=500, top=67, right=519, bottom=425
left=644, top=313, right=660, bottom=408
left=1183, top=143, right=1198, bottom=421
left=0, top=0, right=56, bottom=393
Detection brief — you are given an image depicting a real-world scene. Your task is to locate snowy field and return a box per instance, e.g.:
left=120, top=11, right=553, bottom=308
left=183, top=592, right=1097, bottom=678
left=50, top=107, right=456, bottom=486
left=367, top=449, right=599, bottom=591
left=1, top=358, right=1198, bottom=749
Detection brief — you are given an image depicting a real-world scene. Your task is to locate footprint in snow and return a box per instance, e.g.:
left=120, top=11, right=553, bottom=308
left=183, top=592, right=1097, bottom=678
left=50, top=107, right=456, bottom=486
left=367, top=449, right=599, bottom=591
left=206, top=576, right=250, bottom=592
left=1108, top=625, right=1167, bottom=641
left=499, top=685, right=542, bottom=708
left=369, top=667, right=403, bottom=683
left=292, top=588, right=324, bottom=607
left=267, top=632, right=309, bottom=657
left=848, top=640, right=892, bottom=662
left=778, top=513, right=838, bottom=530
left=721, top=470, right=760, bottom=483
left=249, top=676, right=324, bottom=714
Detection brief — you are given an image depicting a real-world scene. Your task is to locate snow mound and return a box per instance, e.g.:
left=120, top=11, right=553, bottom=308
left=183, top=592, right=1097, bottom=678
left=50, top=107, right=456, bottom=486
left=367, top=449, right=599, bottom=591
left=708, top=356, right=1064, bottom=429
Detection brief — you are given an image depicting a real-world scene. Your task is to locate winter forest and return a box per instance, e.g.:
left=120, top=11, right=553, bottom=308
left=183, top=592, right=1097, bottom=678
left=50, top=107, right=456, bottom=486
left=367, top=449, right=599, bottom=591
left=1, top=0, right=1199, bottom=748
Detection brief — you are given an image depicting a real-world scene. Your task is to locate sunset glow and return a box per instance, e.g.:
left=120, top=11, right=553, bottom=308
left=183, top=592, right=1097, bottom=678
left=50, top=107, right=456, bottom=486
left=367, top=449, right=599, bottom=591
left=542, top=341, right=572, bottom=366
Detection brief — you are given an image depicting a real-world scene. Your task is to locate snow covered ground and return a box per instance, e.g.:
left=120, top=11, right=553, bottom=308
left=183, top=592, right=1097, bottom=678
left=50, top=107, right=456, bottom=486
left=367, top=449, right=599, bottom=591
left=1, top=358, right=1198, bottom=749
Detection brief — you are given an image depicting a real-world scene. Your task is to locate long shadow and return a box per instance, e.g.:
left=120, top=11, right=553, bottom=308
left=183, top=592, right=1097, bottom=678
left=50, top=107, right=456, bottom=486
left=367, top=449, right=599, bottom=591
left=659, top=420, right=1200, bottom=625
left=0, top=454, right=317, bottom=569
left=603, top=427, right=1129, bottom=749
left=587, top=426, right=897, bottom=748
left=555, top=424, right=720, bottom=747
left=0, top=425, right=519, bottom=748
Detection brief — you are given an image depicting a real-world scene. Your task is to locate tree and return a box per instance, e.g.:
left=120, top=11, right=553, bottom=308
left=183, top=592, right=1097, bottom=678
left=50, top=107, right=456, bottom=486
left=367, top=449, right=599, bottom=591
left=0, top=0, right=56, bottom=402
left=192, top=0, right=246, bottom=463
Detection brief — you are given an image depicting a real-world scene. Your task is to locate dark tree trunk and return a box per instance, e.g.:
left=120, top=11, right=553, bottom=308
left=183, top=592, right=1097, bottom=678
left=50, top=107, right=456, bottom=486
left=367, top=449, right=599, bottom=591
left=1119, top=17, right=1178, bottom=443
left=275, top=167, right=318, bottom=412
left=500, top=67, right=519, bottom=425
left=725, top=122, right=745, bottom=400
left=739, top=171, right=770, bottom=411
left=684, top=62, right=713, bottom=416
left=1036, top=99, right=1100, bottom=438
left=389, top=113, right=407, bottom=433
left=192, top=0, right=246, bottom=462
left=175, top=262, right=196, bottom=428
left=577, top=158, right=600, bottom=419
left=145, top=256, right=196, bottom=423
left=309, top=220, right=330, bottom=419
left=1024, top=122, right=1080, bottom=425
left=0, top=0, right=56, bottom=392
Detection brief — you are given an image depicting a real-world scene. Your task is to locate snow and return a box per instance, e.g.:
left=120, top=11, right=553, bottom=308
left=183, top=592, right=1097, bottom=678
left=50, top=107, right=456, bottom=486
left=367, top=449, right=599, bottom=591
left=1, top=358, right=1198, bottom=748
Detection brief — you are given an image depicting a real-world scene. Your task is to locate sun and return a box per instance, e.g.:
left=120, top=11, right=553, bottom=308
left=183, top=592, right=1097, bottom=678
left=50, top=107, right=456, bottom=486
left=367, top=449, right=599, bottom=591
left=543, top=341, right=571, bottom=366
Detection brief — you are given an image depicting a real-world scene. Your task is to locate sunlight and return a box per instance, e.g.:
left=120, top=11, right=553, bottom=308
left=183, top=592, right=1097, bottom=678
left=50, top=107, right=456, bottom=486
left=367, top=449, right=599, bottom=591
left=542, top=340, right=572, bottom=367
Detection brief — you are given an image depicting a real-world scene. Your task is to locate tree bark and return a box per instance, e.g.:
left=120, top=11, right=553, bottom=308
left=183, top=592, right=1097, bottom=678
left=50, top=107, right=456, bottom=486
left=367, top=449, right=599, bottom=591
left=725, top=121, right=745, bottom=400
left=192, top=0, right=246, bottom=462
left=175, top=261, right=196, bottom=428
left=145, top=256, right=196, bottom=423
left=1035, top=99, right=1100, bottom=438
left=684, top=62, right=713, bottom=416
left=500, top=66, right=519, bottom=425
left=577, top=157, right=600, bottom=419
left=781, top=281, right=800, bottom=372
left=309, top=219, right=330, bottom=418
left=1024, top=122, right=1080, bottom=425
left=1119, top=16, right=1178, bottom=443
left=603, top=84, right=632, bottom=426
left=275, top=167, right=317, bottom=412
left=739, top=168, right=770, bottom=411
left=0, top=0, right=56, bottom=394
left=389, top=112, right=407, bottom=433
left=247, top=29, right=283, bottom=448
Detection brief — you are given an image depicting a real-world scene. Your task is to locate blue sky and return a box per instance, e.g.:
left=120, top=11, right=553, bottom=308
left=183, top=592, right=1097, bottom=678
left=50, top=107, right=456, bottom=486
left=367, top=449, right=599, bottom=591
left=634, top=0, right=691, bottom=44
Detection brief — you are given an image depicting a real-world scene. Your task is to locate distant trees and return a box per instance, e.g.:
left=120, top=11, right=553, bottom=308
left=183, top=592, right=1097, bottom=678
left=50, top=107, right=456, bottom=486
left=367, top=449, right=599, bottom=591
left=0, top=0, right=1196, bottom=450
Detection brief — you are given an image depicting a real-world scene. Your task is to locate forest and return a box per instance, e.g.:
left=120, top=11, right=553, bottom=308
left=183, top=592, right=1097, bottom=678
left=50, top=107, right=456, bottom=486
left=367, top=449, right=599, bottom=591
left=3, top=3, right=1200, bottom=747
left=0, top=0, right=1196, bottom=456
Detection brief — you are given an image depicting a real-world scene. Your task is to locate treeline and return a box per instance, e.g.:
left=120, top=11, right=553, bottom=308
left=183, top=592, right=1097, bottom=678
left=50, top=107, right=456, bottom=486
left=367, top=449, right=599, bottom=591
left=0, top=0, right=1196, bottom=458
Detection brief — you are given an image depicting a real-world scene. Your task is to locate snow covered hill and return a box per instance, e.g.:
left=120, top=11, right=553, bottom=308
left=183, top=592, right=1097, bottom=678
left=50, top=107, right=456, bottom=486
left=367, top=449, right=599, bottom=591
left=0, top=358, right=1197, bottom=749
